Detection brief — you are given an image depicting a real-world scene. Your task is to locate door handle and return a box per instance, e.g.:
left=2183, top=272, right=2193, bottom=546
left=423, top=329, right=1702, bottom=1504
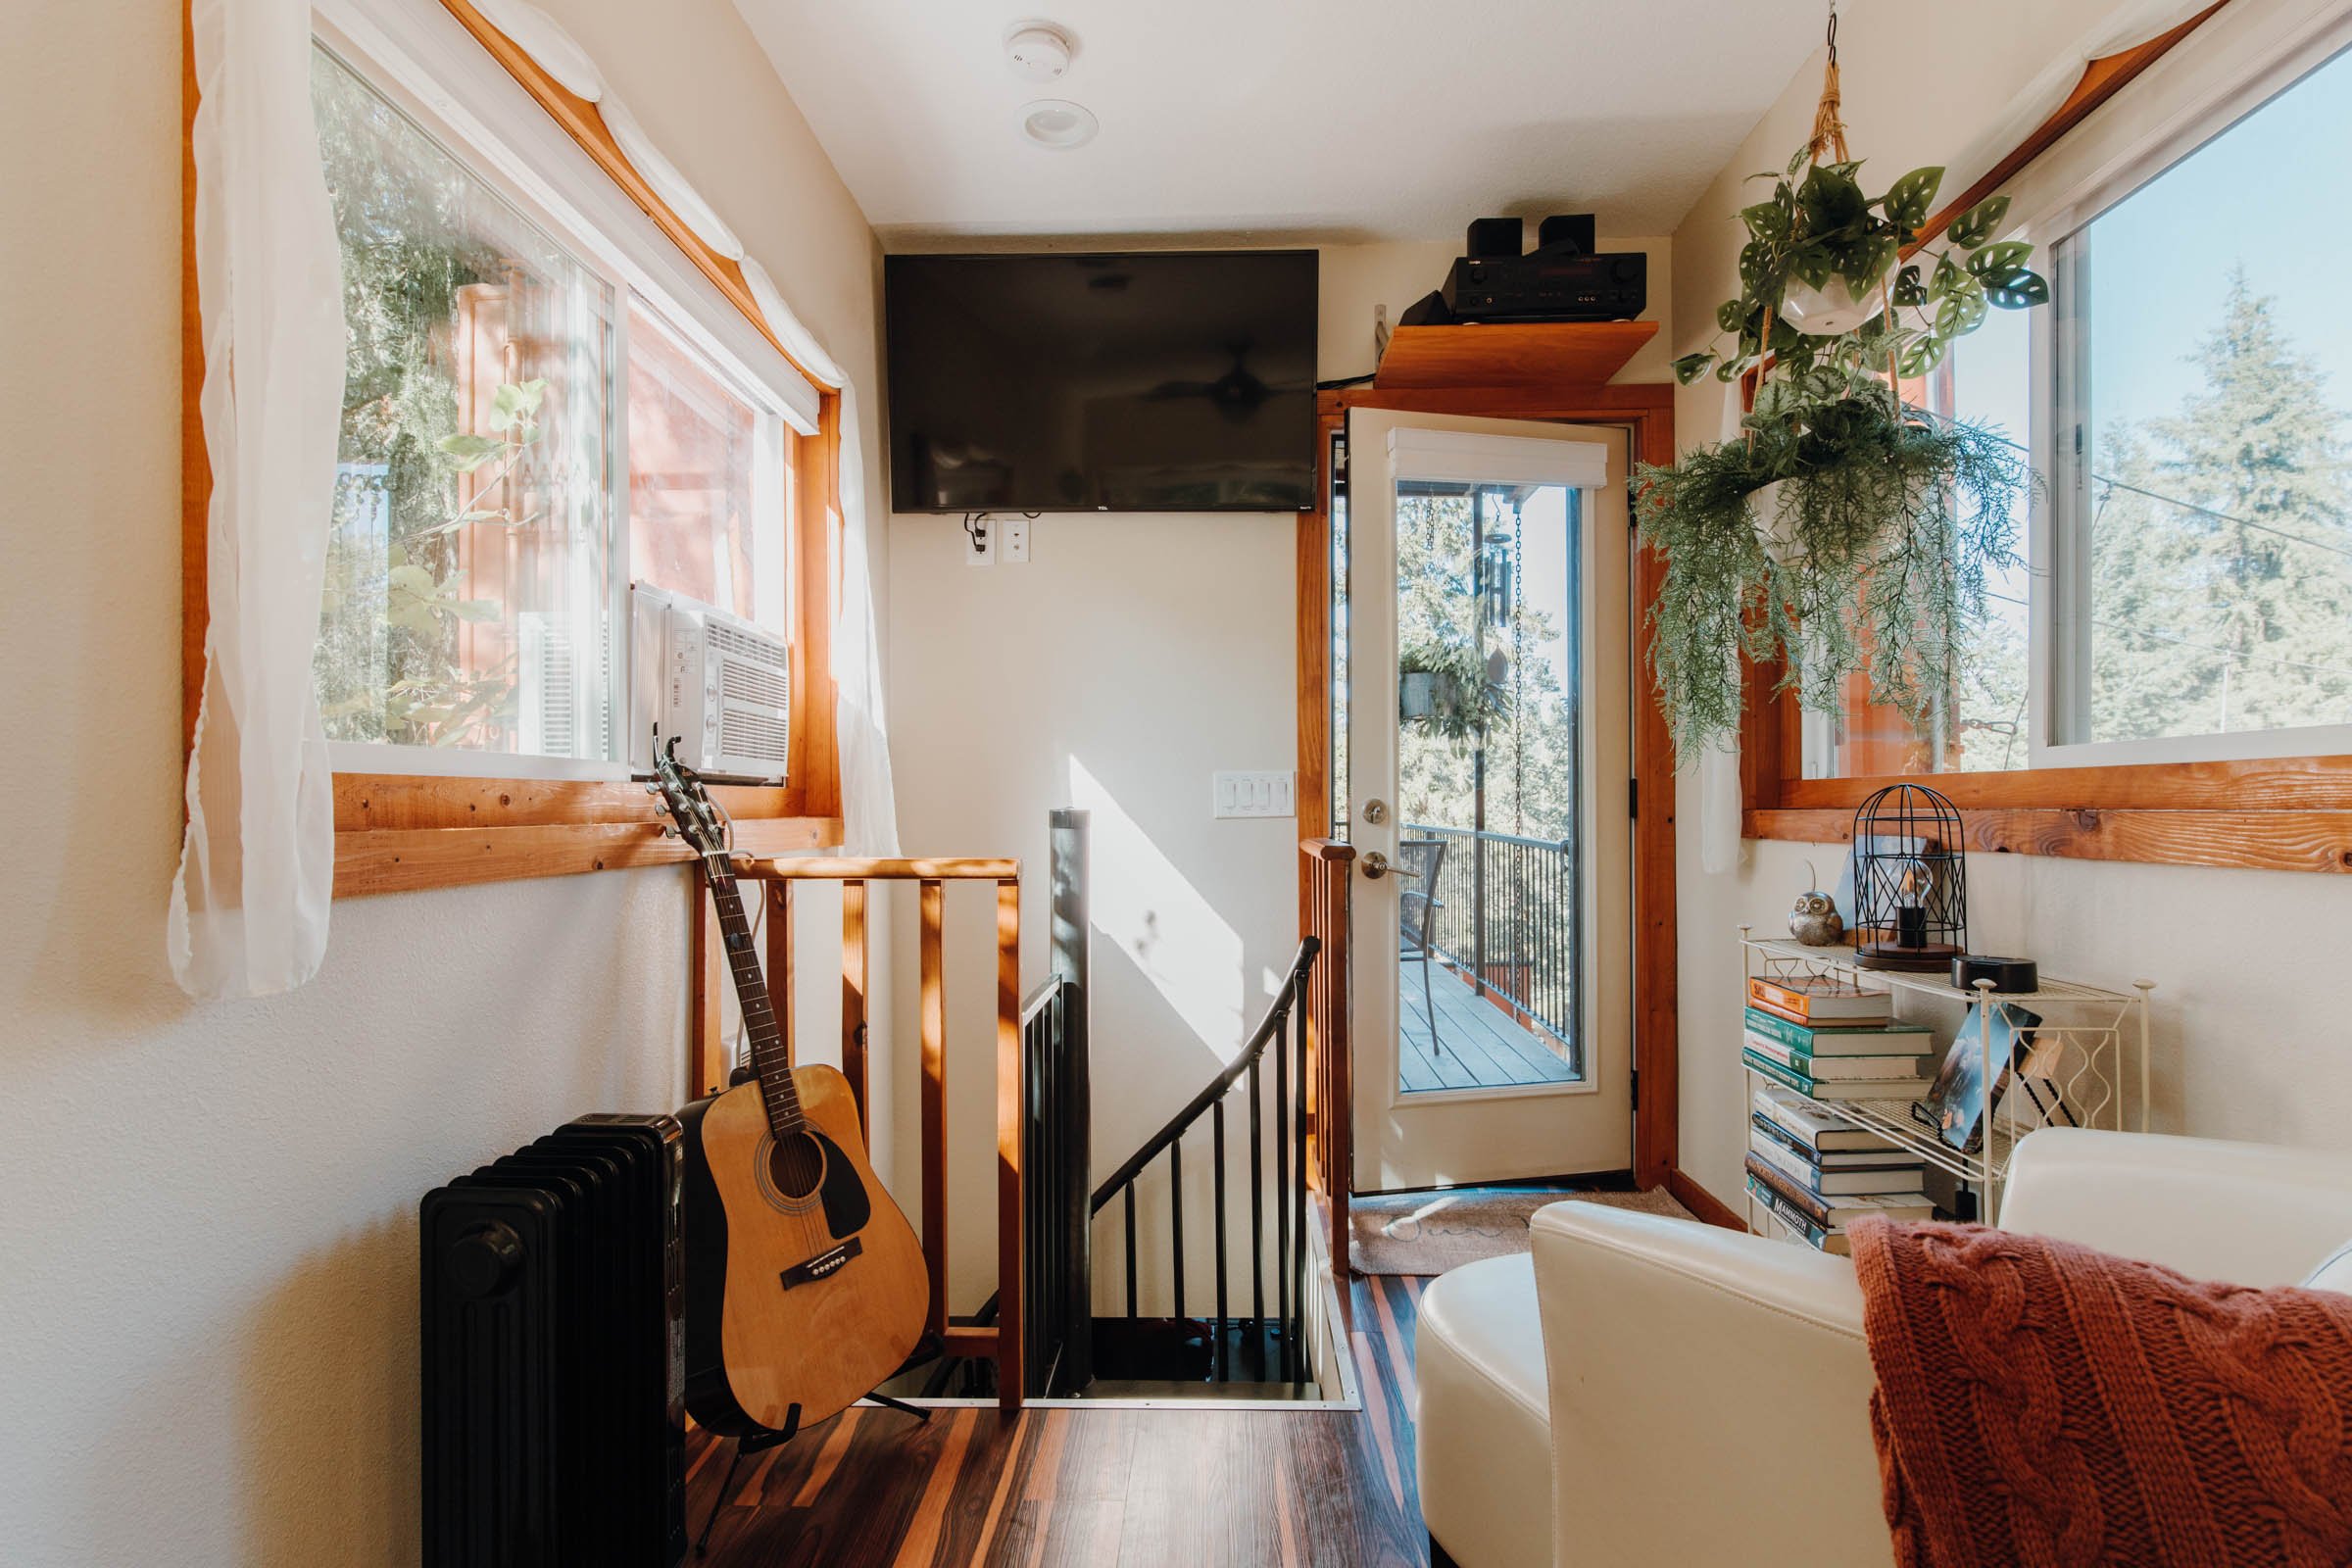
left=1360, top=851, right=1420, bottom=881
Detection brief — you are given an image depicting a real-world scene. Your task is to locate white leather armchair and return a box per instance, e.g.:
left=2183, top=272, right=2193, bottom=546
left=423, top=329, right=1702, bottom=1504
left=1414, top=1129, right=2352, bottom=1568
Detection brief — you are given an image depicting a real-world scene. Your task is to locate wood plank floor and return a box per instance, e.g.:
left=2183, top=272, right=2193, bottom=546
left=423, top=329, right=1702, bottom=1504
left=688, top=1274, right=1432, bottom=1566
left=1398, top=961, right=1574, bottom=1093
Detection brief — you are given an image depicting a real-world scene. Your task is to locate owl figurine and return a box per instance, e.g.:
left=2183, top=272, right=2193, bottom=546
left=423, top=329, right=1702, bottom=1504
left=1788, top=861, right=1844, bottom=947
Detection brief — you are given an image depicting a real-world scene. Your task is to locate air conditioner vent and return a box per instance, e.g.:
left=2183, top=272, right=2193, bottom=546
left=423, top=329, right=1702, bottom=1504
left=627, top=583, right=790, bottom=782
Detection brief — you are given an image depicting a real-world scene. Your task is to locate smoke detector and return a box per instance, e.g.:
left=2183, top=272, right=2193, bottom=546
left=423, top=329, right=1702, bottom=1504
left=1004, top=21, right=1075, bottom=82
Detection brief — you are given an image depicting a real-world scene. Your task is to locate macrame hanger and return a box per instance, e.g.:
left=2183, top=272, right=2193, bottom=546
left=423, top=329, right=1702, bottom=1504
left=1809, top=1, right=1850, bottom=167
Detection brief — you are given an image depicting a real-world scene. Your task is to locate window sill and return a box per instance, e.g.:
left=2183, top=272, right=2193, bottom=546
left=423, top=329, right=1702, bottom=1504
left=332, top=771, right=841, bottom=897
left=1746, top=805, right=2352, bottom=876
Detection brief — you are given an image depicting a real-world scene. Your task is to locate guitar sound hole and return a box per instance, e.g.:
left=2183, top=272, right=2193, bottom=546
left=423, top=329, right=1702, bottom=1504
left=766, top=1131, right=826, bottom=1200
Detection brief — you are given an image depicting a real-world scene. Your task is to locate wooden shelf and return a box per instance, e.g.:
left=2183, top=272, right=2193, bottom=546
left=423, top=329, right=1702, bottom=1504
left=1372, top=320, right=1657, bottom=390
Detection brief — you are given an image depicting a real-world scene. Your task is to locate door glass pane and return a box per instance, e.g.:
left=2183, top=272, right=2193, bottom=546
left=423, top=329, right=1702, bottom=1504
left=1395, top=478, right=1582, bottom=1094
left=312, top=42, right=616, bottom=760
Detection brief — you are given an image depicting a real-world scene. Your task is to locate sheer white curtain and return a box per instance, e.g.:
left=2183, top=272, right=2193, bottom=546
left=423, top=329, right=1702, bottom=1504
left=171, top=0, right=349, bottom=1000
left=470, top=0, right=901, bottom=856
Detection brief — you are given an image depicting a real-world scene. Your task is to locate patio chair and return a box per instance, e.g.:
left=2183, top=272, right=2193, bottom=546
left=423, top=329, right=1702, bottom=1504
left=1398, top=838, right=1447, bottom=1057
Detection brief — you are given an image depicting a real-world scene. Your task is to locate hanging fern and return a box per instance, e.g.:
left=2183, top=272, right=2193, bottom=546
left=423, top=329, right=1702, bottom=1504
left=1636, top=368, right=2032, bottom=764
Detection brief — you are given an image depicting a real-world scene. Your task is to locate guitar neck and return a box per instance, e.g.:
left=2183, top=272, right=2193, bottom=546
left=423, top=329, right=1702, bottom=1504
left=699, top=851, right=805, bottom=1137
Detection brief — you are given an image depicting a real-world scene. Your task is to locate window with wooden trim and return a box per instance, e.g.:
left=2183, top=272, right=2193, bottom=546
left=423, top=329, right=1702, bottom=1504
left=310, top=34, right=812, bottom=781
left=184, top=3, right=846, bottom=895
left=1750, top=18, right=2352, bottom=874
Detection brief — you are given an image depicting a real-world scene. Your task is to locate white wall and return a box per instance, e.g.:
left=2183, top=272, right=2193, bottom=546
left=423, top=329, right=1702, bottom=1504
left=0, top=1, right=881, bottom=1561
left=1667, top=0, right=2352, bottom=1210
left=884, top=513, right=1299, bottom=1311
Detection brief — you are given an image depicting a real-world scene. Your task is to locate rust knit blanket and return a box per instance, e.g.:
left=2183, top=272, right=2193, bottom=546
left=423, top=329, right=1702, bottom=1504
left=1849, top=1217, right=2352, bottom=1568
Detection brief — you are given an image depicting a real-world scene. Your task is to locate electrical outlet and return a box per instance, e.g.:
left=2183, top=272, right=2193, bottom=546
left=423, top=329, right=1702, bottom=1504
left=1001, top=516, right=1030, bottom=564
left=1212, top=770, right=1296, bottom=819
left=964, top=515, right=995, bottom=566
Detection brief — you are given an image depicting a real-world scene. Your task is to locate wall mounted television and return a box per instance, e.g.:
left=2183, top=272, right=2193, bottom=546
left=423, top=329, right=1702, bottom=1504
left=884, top=250, right=1318, bottom=514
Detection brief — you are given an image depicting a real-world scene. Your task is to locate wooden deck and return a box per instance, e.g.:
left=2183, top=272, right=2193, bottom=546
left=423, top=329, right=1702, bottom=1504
left=1398, top=960, right=1576, bottom=1092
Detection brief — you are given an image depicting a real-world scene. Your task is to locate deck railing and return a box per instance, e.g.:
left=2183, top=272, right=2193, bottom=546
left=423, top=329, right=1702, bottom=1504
left=1400, top=822, right=1578, bottom=1064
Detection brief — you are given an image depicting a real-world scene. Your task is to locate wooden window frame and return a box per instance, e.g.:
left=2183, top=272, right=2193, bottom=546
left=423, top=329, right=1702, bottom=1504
left=1297, top=382, right=1683, bottom=1189
left=1741, top=0, right=2352, bottom=877
left=180, top=0, right=845, bottom=899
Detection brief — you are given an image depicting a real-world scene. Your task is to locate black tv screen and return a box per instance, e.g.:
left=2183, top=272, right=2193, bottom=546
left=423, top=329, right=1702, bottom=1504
left=884, top=250, right=1318, bottom=514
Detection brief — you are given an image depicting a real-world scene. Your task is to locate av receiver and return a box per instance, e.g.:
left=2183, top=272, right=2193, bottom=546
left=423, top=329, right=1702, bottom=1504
left=1436, top=214, right=1646, bottom=323
left=1442, top=251, right=1646, bottom=322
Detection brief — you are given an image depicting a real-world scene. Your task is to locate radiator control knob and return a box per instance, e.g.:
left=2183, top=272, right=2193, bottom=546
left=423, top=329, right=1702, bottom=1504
left=449, top=1222, right=524, bottom=1299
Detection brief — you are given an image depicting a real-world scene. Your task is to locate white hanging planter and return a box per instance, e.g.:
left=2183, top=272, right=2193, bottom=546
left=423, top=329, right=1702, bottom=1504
left=1750, top=478, right=1804, bottom=564
left=1780, top=270, right=1886, bottom=337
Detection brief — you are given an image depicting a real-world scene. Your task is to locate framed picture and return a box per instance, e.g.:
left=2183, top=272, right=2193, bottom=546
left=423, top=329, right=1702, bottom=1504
left=1913, top=1002, right=2042, bottom=1153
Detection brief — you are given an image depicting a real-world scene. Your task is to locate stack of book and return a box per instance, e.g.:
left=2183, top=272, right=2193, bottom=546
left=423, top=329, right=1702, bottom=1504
left=1740, top=976, right=1936, bottom=1102
left=1747, top=1082, right=1934, bottom=1253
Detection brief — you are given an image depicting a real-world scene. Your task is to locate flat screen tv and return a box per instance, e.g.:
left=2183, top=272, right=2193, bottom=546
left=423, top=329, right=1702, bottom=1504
left=884, top=250, right=1318, bottom=514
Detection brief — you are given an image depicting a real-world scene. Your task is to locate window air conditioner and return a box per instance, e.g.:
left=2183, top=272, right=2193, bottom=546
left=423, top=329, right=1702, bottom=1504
left=628, top=583, right=792, bottom=783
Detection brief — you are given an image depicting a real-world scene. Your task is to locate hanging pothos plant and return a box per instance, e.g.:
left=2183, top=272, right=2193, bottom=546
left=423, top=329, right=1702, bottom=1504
left=1399, top=635, right=1511, bottom=749
left=1635, top=27, right=2046, bottom=764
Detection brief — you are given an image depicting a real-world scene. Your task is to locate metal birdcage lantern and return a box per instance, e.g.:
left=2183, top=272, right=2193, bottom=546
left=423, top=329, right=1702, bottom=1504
left=1850, top=783, right=1968, bottom=971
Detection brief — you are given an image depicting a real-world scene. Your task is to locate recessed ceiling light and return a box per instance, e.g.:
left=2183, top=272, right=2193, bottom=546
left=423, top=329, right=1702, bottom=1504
left=1004, top=21, right=1076, bottom=82
left=1020, top=99, right=1098, bottom=150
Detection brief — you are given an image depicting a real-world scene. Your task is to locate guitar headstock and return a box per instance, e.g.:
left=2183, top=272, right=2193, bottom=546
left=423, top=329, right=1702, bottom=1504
left=647, top=732, right=729, bottom=864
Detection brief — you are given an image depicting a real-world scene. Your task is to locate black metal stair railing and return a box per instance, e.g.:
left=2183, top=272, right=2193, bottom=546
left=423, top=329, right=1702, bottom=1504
left=1087, top=938, right=1322, bottom=1387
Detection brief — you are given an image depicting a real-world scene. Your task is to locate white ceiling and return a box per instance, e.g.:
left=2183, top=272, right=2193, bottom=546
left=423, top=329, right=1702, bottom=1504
left=732, top=0, right=1828, bottom=246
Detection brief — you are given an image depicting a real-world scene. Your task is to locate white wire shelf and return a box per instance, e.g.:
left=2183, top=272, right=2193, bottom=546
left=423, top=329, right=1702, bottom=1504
left=1741, top=934, right=2144, bottom=1007
left=1738, top=928, right=2154, bottom=1224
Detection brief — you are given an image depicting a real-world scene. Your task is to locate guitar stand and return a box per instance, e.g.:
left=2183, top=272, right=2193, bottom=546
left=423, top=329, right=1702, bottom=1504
left=692, top=1387, right=934, bottom=1557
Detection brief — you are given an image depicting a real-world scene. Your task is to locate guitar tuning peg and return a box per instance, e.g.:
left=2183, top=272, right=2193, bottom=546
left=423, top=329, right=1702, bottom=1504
left=644, top=782, right=661, bottom=796
left=660, top=823, right=676, bottom=838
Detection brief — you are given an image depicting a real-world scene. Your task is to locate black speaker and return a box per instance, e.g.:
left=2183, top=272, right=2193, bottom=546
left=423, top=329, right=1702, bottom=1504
left=1464, top=217, right=1524, bottom=259
left=1536, top=214, right=1597, bottom=257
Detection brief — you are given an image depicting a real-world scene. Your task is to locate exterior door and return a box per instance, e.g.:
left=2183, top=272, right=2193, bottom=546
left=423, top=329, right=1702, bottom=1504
left=1344, top=411, right=1634, bottom=1191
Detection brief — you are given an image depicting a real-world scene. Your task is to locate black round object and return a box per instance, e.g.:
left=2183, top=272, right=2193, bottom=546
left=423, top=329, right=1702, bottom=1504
left=448, top=1222, right=523, bottom=1299
left=1952, top=955, right=2038, bottom=994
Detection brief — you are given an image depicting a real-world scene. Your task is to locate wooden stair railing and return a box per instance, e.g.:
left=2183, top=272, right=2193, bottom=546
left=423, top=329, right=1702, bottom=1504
left=698, top=853, right=1027, bottom=1410
left=1300, top=839, right=1355, bottom=1278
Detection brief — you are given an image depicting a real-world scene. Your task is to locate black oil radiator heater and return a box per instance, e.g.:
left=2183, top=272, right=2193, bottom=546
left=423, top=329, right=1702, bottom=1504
left=420, top=1114, right=687, bottom=1567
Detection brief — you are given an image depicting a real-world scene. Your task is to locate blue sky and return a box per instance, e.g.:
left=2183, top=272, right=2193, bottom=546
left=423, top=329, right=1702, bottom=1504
left=2083, top=40, right=2352, bottom=434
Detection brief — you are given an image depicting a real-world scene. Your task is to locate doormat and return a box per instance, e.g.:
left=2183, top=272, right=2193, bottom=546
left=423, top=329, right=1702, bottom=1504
left=1348, top=1186, right=1693, bottom=1275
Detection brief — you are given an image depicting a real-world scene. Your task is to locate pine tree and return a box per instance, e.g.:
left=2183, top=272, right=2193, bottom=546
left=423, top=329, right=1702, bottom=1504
left=2092, top=270, right=2352, bottom=738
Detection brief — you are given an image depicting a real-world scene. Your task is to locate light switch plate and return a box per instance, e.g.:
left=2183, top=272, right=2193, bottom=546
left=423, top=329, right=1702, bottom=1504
left=1212, top=770, right=1296, bottom=819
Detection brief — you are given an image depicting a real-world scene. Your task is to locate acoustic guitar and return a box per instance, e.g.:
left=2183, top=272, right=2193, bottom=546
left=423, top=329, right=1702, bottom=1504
left=651, top=741, right=928, bottom=1436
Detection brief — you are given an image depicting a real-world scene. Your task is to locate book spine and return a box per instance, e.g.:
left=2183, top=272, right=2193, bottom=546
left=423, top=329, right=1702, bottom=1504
left=1744, top=1152, right=1833, bottom=1228
left=1748, top=1131, right=1827, bottom=1195
left=1741, top=1050, right=1819, bottom=1099
left=1753, top=1089, right=1849, bottom=1152
left=1746, top=977, right=1824, bottom=1020
left=1742, top=1007, right=1823, bottom=1049
left=1742, top=1031, right=1803, bottom=1069
left=1745, top=1174, right=1833, bottom=1249
left=1749, top=1111, right=1819, bottom=1166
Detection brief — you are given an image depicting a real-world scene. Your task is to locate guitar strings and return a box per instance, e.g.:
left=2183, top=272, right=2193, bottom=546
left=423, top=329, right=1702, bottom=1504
left=700, top=788, right=829, bottom=1259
